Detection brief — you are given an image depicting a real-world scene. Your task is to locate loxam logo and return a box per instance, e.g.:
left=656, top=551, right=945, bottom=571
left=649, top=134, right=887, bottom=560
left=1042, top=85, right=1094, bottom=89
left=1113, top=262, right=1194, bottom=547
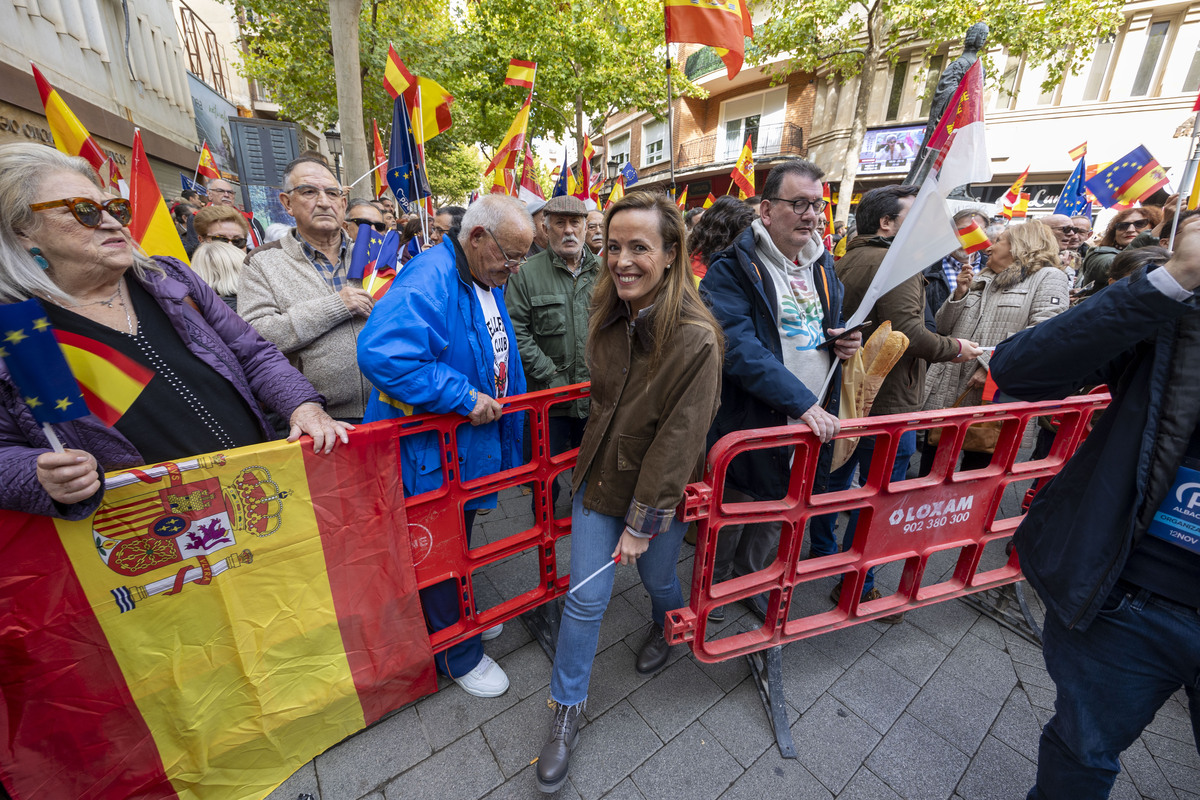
left=889, top=496, right=974, bottom=527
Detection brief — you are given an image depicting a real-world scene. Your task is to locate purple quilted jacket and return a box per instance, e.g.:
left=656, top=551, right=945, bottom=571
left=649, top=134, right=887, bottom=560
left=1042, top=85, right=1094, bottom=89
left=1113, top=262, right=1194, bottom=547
left=0, top=257, right=323, bottom=520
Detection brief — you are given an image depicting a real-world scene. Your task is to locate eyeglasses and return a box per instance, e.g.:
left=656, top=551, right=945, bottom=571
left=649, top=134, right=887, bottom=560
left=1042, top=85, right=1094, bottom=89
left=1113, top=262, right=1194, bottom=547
left=1114, top=219, right=1151, bottom=232
left=286, top=184, right=345, bottom=203
left=486, top=228, right=526, bottom=269
left=1048, top=226, right=1083, bottom=236
left=207, top=234, right=248, bottom=249
left=348, top=217, right=388, bottom=233
left=768, top=196, right=827, bottom=215
left=432, top=225, right=452, bottom=236
left=29, top=197, right=133, bottom=228
left=209, top=187, right=236, bottom=196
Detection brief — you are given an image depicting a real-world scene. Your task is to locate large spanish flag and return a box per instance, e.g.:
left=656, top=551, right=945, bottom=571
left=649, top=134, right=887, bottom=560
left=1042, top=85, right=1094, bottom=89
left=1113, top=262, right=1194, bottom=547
left=130, top=129, right=190, bottom=263
left=31, top=63, right=109, bottom=174
left=484, top=97, right=532, bottom=176
left=0, top=425, right=437, bottom=800
left=406, top=77, right=454, bottom=146
left=665, top=0, right=754, bottom=80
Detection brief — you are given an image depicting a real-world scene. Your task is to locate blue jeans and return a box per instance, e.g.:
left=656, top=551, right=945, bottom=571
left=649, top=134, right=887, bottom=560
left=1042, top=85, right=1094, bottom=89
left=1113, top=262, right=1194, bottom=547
left=424, top=509, right=484, bottom=678
left=808, top=430, right=916, bottom=595
left=1029, top=583, right=1200, bottom=800
left=550, top=484, right=688, bottom=706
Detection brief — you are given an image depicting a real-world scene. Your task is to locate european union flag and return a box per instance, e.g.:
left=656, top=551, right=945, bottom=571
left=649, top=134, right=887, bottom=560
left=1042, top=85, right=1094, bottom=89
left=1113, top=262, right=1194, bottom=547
left=347, top=224, right=386, bottom=280
left=180, top=174, right=207, bottom=195
left=551, top=160, right=570, bottom=198
left=1053, top=158, right=1090, bottom=217
left=1084, top=145, right=1169, bottom=208
left=386, top=96, right=430, bottom=215
left=620, top=162, right=639, bottom=187
left=0, top=299, right=88, bottom=425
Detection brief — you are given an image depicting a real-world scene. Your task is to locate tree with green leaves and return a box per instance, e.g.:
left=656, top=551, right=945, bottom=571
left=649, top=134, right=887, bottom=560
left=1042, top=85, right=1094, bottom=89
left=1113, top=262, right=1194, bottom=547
left=754, top=0, right=1124, bottom=222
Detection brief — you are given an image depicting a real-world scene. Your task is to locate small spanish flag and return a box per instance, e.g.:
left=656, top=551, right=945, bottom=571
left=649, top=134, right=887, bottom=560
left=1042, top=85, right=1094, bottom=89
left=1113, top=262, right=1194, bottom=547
left=130, top=130, right=190, bottom=264
left=54, top=330, right=155, bottom=426
left=1068, top=142, right=1087, bottom=161
left=956, top=219, right=990, bottom=254
left=197, top=142, right=220, bottom=181
left=31, top=63, right=109, bottom=176
left=731, top=136, right=755, bottom=196
left=505, top=59, right=537, bottom=90
left=1011, top=192, right=1031, bottom=219
left=1002, top=166, right=1030, bottom=206
left=605, top=176, right=625, bottom=211
left=383, top=45, right=415, bottom=100
left=703, top=192, right=716, bottom=209
left=822, top=183, right=834, bottom=230
left=371, top=119, right=387, bottom=199
left=676, top=185, right=688, bottom=209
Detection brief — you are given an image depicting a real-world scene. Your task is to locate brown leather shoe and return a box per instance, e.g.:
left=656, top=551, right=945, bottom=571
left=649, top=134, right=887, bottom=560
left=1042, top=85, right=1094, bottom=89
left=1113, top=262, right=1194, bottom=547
left=831, top=584, right=904, bottom=624
left=536, top=699, right=584, bottom=793
left=635, top=623, right=671, bottom=674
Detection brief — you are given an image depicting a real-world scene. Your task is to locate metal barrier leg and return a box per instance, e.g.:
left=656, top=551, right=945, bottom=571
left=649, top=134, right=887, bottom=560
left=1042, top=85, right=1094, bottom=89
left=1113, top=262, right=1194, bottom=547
left=958, top=582, right=1043, bottom=645
left=520, top=596, right=564, bottom=661
left=745, top=645, right=797, bottom=759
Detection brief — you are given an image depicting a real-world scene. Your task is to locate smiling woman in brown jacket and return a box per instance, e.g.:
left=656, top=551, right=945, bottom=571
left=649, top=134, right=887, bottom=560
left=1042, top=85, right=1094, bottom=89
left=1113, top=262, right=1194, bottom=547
left=535, top=192, right=723, bottom=793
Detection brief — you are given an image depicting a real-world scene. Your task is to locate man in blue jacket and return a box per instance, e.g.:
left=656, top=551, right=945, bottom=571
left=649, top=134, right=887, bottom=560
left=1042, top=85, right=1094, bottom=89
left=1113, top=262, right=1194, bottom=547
left=700, top=159, right=860, bottom=620
left=991, top=215, right=1200, bottom=799
left=358, top=195, right=534, bottom=698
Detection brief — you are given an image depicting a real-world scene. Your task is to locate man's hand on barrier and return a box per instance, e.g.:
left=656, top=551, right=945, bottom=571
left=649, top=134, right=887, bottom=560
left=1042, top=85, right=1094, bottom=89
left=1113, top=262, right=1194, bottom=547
left=468, top=393, right=503, bottom=426
left=1165, top=214, right=1200, bottom=290
left=612, top=527, right=651, bottom=566
left=952, top=339, right=984, bottom=363
left=288, top=402, right=353, bottom=454
left=800, top=403, right=840, bottom=443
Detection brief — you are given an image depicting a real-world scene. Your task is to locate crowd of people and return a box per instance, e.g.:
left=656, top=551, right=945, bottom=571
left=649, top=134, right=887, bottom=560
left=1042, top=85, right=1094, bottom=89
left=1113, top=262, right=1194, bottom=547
left=0, top=138, right=1197, bottom=799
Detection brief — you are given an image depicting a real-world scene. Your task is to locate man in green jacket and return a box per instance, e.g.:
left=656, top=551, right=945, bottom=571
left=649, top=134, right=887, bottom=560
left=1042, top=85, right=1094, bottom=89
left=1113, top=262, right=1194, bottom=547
left=507, top=195, right=600, bottom=508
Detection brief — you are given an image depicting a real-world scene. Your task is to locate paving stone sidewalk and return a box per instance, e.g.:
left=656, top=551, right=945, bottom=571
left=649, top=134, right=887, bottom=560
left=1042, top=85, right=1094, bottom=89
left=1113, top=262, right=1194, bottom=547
left=268, top=484, right=1199, bottom=800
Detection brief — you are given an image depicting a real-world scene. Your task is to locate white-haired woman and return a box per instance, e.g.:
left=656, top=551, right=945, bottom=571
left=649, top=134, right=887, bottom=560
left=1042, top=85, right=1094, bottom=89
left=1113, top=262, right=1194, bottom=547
left=0, top=142, right=350, bottom=520
left=190, top=241, right=244, bottom=312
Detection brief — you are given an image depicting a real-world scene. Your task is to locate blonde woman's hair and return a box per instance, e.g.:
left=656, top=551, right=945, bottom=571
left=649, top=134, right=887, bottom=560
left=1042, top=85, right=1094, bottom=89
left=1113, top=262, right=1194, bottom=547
left=588, top=191, right=723, bottom=371
left=1005, top=220, right=1063, bottom=276
left=0, top=142, right=161, bottom=303
left=190, top=241, right=244, bottom=296
left=194, top=204, right=248, bottom=238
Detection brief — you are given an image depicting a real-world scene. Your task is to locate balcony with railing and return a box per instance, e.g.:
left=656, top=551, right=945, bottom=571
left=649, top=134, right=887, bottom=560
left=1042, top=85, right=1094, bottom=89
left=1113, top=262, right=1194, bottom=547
left=177, top=0, right=230, bottom=100
left=675, top=122, right=805, bottom=170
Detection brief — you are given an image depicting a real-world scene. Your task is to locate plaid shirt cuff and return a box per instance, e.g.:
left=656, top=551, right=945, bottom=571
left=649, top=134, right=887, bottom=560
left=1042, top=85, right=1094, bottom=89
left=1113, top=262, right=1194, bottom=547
left=624, top=498, right=675, bottom=536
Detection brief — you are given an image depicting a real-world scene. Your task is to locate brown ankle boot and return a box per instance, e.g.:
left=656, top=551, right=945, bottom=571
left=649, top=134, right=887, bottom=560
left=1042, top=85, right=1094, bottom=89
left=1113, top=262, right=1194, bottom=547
left=536, top=699, right=584, bottom=793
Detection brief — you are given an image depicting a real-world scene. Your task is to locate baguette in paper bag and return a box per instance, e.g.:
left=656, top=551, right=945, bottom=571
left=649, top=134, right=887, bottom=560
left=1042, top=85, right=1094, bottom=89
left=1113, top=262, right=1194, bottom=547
left=830, top=322, right=909, bottom=471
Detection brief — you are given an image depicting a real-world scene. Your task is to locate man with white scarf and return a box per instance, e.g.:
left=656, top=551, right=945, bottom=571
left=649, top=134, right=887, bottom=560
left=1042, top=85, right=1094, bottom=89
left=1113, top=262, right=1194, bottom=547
left=699, top=159, right=860, bottom=621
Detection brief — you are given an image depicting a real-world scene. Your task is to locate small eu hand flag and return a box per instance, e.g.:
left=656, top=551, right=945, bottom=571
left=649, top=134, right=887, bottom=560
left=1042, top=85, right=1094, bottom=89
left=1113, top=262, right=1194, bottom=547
left=0, top=299, right=88, bottom=424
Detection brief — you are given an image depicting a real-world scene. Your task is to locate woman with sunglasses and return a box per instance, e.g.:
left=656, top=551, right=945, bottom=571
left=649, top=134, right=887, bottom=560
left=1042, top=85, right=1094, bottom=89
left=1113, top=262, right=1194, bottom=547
left=194, top=204, right=251, bottom=252
left=0, top=142, right=350, bottom=520
left=1078, top=206, right=1162, bottom=294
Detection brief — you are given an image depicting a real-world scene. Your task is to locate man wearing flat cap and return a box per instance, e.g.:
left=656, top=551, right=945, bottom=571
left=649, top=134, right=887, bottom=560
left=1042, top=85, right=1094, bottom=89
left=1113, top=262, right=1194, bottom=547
left=507, top=195, right=599, bottom=509
left=526, top=198, right=549, bottom=258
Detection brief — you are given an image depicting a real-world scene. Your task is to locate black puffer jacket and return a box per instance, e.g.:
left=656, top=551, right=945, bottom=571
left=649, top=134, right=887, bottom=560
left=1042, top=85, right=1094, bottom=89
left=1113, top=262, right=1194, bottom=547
left=991, top=265, right=1200, bottom=630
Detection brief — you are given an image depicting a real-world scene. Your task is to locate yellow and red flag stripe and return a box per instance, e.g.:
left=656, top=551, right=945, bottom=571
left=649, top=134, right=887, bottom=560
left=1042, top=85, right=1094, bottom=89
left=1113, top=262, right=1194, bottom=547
left=406, top=76, right=453, bottom=146
left=731, top=135, right=755, bottom=196
left=197, top=143, right=220, bottom=181
left=955, top=219, right=991, bottom=254
left=129, top=130, right=190, bottom=263
left=54, top=330, right=154, bottom=426
left=703, top=192, right=717, bottom=209
left=1011, top=192, right=1031, bottom=219
left=822, top=183, right=834, bottom=230
left=485, top=98, right=531, bottom=176
left=605, top=176, right=626, bottom=210
left=372, top=119, right=387, bottom=199
left=1002, top=165, right=1030, bottom=206
left=32, top=63, right=109, bottom=174
left=505, top=59, right=537, bottom=89
left=665, top=0, right=753, bottom=80
left=1068, top=142, right=1087, bottom=161
left=676, top=185, right=688, bottom=209
left=0, top=427, right=436, bottom=799
left=383, top=45, right=415, bottom=100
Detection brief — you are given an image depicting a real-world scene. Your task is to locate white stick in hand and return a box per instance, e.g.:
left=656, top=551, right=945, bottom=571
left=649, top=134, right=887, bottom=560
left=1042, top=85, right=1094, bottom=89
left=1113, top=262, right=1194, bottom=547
left=42, top=422, right=65, bottom=453
left=569, top=557, right=618, bottom=596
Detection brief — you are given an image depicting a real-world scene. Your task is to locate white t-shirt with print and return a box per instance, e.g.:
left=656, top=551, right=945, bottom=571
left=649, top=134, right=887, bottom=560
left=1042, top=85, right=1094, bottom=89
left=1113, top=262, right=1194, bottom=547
left=474, top=284, right=510, bottom=398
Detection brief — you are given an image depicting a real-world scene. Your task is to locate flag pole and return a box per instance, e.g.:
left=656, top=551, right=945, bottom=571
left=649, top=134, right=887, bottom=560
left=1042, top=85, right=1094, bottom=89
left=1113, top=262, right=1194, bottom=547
left=192, top=139, right=206, bottom=188
left=414, top=93, right=431, bottom=245
left=41, top=423, right=65, bottom=454
left=665, top=49, right=677, bottom=200
left=1169, top=113, right=1200, bottom=253
left=348, top=159, right=388, bottom=190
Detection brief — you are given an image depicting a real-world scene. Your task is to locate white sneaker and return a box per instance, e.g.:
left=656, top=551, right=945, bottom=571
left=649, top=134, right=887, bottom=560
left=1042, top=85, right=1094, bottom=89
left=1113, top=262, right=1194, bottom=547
left=453, top=654, right=510, bottom=698
left=481, top=622, right=504, bottom=641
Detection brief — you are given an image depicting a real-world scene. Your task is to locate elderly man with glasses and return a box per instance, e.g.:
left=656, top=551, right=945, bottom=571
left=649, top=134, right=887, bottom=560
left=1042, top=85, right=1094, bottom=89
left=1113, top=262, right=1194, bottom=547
left=239, top=156, right=375, bottom=424
left=207, top=178, right=267, bottom=248
left=357, top=194, right=535, bottom=699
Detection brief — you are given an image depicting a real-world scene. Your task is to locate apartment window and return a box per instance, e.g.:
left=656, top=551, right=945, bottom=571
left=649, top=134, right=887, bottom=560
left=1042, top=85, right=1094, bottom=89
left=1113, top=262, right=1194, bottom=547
left=1083, top=34, right=1116, bottom=101
left=1184, top=39, right=1200, bottom=93
left=609, top=133, right=630, bottom=170
left=996, top=54, right=1021, bottom=109
left=885, top=60, right=909, bottom=121
left=642, top=119, right=666, bottom=166
left=1132, top=21, right=1171, bottom=96
left=919, top=55, right=944, bottom=118
left=720, top=88, right=787, bottom=160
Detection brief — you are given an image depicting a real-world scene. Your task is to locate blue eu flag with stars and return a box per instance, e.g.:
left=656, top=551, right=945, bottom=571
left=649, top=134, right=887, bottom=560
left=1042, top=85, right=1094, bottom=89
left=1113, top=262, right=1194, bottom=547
left=619, top=162, right=639, bottom=187
left=1053, top=158, right=1090, bottom=217
left=386, top=96, right=430, bottom=214
left=0, top=299, right=88, bottom=424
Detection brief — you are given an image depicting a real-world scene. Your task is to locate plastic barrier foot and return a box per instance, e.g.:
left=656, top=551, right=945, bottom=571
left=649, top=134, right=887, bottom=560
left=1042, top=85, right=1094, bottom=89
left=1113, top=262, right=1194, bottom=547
left=958, top=583, right=1043, bottom=645
left=746, top=645, right=796, bottom=759
left=520, top=597, right=564, bottom=660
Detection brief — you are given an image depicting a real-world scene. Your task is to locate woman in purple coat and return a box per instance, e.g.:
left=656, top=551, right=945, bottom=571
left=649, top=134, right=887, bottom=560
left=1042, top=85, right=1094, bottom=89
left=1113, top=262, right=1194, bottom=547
left=0, top=143, right=350, bottom=520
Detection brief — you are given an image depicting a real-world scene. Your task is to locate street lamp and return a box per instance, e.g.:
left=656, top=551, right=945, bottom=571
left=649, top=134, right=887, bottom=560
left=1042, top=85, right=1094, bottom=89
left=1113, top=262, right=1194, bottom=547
left=324, top=128, right=343, bottom=183
left=607, top=157, right=622, bottom=179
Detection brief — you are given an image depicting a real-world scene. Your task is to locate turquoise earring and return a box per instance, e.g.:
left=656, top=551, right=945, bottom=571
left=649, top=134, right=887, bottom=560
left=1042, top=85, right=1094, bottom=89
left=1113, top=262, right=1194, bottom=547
left=29, top=247, right=49, bottom=270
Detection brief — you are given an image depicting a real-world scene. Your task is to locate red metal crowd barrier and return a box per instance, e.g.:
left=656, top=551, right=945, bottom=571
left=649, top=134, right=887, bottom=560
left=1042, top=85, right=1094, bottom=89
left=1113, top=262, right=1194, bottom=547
left=664, top=393, right=1110, bottom=661
left=393, top=384, right=1108, bottom=661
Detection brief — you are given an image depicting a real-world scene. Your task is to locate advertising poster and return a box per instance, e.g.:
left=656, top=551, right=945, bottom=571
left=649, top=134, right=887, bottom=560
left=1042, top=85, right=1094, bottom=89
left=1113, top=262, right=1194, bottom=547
left=187, top=73, right=240, bottom=182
